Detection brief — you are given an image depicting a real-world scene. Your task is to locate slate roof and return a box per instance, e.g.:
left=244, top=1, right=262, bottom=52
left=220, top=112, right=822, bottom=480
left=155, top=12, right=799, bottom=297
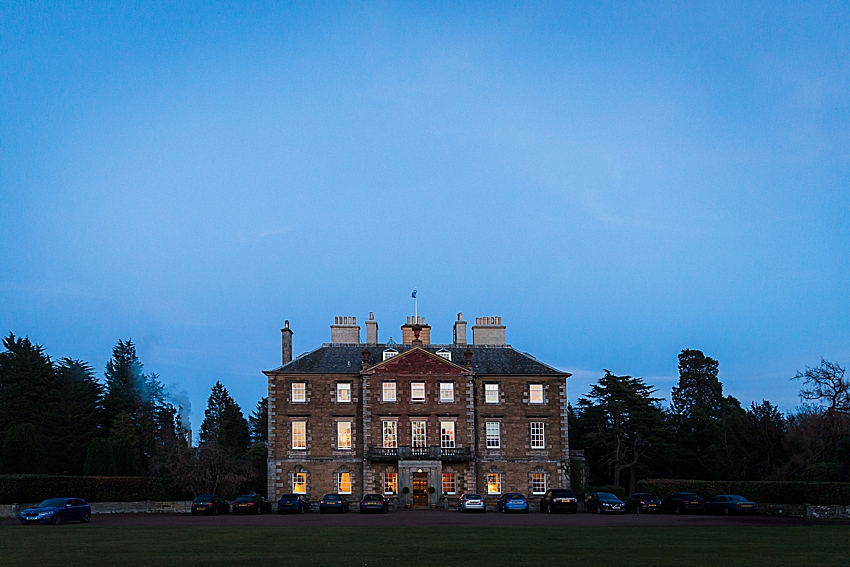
left=264, top=344, right=569, bottom=376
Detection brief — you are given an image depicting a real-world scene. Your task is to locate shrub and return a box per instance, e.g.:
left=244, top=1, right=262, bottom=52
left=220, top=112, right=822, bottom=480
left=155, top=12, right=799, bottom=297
left=0, top=475, right=173, bottom=504
left=636, top=479, right=850, bottom=505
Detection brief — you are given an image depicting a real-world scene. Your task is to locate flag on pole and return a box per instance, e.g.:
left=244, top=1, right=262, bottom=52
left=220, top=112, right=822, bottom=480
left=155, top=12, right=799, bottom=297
left=411, top=288, right=417, bottom=299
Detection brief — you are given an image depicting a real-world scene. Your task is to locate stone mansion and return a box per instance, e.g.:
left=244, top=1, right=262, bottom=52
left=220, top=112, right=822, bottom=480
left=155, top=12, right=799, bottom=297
left=263, top=312, right=571, bottom=508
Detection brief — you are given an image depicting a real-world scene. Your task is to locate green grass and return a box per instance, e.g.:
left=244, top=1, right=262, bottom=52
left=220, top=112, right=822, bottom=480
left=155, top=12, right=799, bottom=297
left=1, top=526, right=848, bottom=566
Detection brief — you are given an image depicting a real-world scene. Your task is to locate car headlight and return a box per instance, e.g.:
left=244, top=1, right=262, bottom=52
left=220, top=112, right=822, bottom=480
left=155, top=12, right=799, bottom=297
left=38, top=512, right=54, bottom=517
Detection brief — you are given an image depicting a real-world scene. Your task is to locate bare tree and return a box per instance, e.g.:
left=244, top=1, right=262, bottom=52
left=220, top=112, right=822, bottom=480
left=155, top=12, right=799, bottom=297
left=794, top=359, right=848, bottom=414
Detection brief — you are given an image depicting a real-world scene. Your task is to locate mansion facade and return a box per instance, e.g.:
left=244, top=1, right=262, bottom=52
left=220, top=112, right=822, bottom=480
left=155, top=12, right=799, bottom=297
left=263, top=312, right=571, bottom=508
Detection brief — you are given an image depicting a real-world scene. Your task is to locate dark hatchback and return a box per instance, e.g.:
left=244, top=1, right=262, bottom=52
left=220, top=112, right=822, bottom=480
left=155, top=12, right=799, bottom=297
left=705, top=494, right=756, bottom=515
left=191, top=495, right=230, bottom=516
left=359, top=494, right=389, bottom=514
left=232, top=493, right=272, bottom=515
left=19, top=498, right=91, bottom=525
left=319, top=494, right=350, bottom=513
left=585, top=492, right=625, bottom=514
left=625, top=493, right=662, bottom=514
left=661, top=492, right=705, bottom=514
left=539, top=489, right=579, bottom=514
left=278, top=494, right=311, bottom=514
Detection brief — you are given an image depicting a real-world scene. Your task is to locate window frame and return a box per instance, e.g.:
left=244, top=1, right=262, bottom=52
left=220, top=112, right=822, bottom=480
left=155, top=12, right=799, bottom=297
left=337, top=472, right=352, bottom=494
left=442, top=472, right=456, bottom=495
left=337, top=421, right=352, bottom=450
left=439, top=382, right=454, bottom=402
left=484, top=383, right=500, bottom=404
left=336, top=382, right=352, bottom=403
left=382, top=420, right=398, bottom=449
left=411, top=420, right=427, bottom=448
left=292, top=472, right=307, bottom=494
left=485, top=421, right=501, bottom=449
left=382, top=381, right=397, bottom=402
left=531, top=472, right=546, bottom=494
left=410, top=382, right=426, bottom=402
left=440, top=421, right=456, bottom=449
left=487, top=472, right=501, bottom=494
left=530, top=421, right=545, bottom=449
left=291, top=421, right=306, bottom=450
left=529, top=383, right=544, bottom=404
left=383, top=472, right=398, bottom=495
left=291, top=382, right=306, bottom=403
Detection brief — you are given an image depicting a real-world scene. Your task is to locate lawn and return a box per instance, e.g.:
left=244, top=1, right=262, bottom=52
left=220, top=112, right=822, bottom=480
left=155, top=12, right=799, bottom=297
left=1, top=525, right=847, bottom=566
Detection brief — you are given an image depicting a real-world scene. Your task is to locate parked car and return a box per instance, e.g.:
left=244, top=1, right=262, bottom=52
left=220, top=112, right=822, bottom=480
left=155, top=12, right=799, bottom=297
left=585, top=492, right=626, bottom=514
left=496, top=492, right=529, bottom=513
left=278, top=494, right=311, bottom=514
left=705, top=494, right=756, bottom=515
left=539, top=489, right=579, bottom=514
left=19, top=498, right=91, bottom=525
left=625, top=493, right=662, bottom=514
left=191, top=495, right=230, bottom=516
left=457, top=493, right=486, bottom=513
left=232, top=493, right=272, bottom=515
left=661, top=492, right=705, bottom=514
left=319, top=493, right=350, bottom=513
left=359, top=494, right=389, bottom=514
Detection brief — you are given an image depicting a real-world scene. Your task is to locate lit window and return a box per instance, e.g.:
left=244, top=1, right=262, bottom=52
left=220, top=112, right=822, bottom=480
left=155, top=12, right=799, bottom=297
left=411, top=382, right=425, bottom=402
left=442, top=473, right=456, bottom=495
left=529, top=384, right=544, bottom=404
left=436, top=348, right=451, bottom=361
left=383, top=420, right=397, bottom=449
left=487, top=473, right=501, bottom=494
left=382, top=382, right=397, bottom=402
left=291, top=382, right=306, bottom=403
left=292, top=421, right=306, bottom=450
left=485, top=422, right=500, bottom=449
left=530, top=422, right=545, bottom=449
left=485, top=383, right=499, bottom=404
left=532, top=472, right=546, bottom=494
left=384, top=473, right=397, bottom=494
left=337, top=421, right=351, bottom=450
left=292, top=472, right=307, bottom=494
left=337, top=472, right=352, bottom=494
left=337, top=383, right=351, bottom=403
left=440, top=421, right=455, bottom=449
left=440, top=382, right=454, bottom=402
left=383, top=348, right=398, bottom=361
left=411, top=420, right=427, bottom=448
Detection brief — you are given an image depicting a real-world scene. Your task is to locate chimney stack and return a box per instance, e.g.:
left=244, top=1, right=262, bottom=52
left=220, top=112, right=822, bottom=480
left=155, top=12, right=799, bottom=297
left=281, top=320, right=293, bottom=364
left=472, top=316, right=506, bottom=345
left=331, top=316, right=361, bottom=344
left=453, top=312, right=467, bottom=345
left=365, top=312, right=379, bottom=344
left=401, top=316, right=431, bottom=345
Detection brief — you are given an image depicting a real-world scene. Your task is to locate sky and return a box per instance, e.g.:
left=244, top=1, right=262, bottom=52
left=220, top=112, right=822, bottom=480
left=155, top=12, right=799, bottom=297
left=2, top=1, right=848, bottom=431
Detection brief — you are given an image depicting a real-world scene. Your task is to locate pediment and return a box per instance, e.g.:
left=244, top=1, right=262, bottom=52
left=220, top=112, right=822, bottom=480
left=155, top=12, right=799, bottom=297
left=367, top=347, right=467, bottom=376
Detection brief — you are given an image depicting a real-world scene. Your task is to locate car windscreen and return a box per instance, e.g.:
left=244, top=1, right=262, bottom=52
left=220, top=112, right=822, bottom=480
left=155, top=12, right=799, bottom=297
left=597, top=493, right=619, bottom=501
left=323, top=495, right=341, bottom=500
left=727, top=495, right=748, bottom=502
left=38, top=499, right=67, bottom=508
left=235, top=495, right=254, bottom=502
left=465, top=494, right=482, bottom=499
left=279, top=494, right=299, bottom=500
left=363, top=495, right=382, bottom=500
left=551, top=490, right=576, bottom=498
left=194, top=496, right=216, bottom=503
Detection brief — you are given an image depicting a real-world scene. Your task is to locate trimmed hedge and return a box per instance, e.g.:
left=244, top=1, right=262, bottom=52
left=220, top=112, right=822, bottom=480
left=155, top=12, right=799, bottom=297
left=0, top=475, right=172, bottom=504
left=587, top=485, right=627, bottom=501
left=636, top=479, right=850, bottom=506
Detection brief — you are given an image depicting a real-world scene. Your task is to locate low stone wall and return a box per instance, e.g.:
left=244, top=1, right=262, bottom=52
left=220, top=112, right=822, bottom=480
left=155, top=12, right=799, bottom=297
left=757, top=503, right=850, bottom=519
left=1, top=501, right=193, bottom=519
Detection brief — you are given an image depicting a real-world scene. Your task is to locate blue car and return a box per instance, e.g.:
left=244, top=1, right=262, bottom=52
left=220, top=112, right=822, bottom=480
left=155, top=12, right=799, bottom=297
left=496, top=492, right=529, bottom=513
left=19, top=498, right=91, bottom=525
left=278, top=494, right=311, bottom=514
left=318, top=493, right=349, bottom=513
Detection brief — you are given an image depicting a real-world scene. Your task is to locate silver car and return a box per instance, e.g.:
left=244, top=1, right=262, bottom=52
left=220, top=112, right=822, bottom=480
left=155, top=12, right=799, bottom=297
left=457, top=493, right=486, bottom=513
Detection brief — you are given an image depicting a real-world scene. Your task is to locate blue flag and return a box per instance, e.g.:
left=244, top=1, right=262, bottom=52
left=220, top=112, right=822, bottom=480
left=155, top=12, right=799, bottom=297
left=411, top=288, right=417, bottom=299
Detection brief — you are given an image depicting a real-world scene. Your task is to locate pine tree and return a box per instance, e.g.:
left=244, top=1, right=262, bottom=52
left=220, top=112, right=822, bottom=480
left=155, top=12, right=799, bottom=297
left=200, top=381, right=250, bottom=457
left=84, top=438, right=113, bottom=476
left=249, top=397, right=268, bottom=445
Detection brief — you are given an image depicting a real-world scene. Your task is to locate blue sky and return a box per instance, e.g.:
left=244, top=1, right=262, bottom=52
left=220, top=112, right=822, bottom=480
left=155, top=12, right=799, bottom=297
left=2, top=1, right=848, bottom=430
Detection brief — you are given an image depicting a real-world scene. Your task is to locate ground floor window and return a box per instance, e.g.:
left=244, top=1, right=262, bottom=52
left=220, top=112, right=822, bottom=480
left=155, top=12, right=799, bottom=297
left=442, top=472, right=456, bottom=495
left=384, top=472, right=397, bottom=495
left=487, top=473, right=501, bottom=494
left=292, top=472, right=307, bottom=494
left=338, top=472, right=352, bottom=494
left=531, top=472, right=546, bottom=494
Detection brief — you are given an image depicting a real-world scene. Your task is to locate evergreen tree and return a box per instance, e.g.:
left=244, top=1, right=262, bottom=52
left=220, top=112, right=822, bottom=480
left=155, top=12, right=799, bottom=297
left=84, top=438, right=113, bottom=476
left=249, top=397, right=268, bottom=445
left=53, top=358, right=104, bottom=475
left=199, top=381, right=250, bottom=456
left=2, top=423, right=43, bottom=474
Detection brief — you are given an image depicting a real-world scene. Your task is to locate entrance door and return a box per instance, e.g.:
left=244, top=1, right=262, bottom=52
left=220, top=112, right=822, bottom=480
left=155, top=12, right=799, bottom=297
left=412, top=473, right=428, bottom=508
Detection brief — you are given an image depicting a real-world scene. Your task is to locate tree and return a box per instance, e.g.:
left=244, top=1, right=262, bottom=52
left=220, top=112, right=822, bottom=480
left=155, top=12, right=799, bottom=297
left=742, top=400, right=787, bottom=479
left=199, top=382, right=250, bottom=457
left=794, top=359, right=848, bottom=414
left=84, top=438, right=113, bottom=476
left=2, top=423, right=43, bottom=474
left=249, top=397, right=268, bottom=445
left=53, top=358, right=104, bottom=474
left=576, top=370, right=666, bottom=492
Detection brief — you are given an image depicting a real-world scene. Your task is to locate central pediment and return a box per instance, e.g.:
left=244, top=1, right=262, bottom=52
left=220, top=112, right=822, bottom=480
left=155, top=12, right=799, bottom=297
left=367, top=348, right=468, bottom=376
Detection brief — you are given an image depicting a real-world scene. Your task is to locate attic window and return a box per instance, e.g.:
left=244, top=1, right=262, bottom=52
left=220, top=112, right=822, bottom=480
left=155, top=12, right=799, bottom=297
left=436, top=348, right=451, bottom=361
left=383, top=348, right=398, bottom=361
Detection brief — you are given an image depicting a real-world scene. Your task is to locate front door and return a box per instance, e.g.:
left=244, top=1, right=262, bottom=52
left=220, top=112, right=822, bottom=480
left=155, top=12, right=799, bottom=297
left=412, top=473, right=428, bottom=508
